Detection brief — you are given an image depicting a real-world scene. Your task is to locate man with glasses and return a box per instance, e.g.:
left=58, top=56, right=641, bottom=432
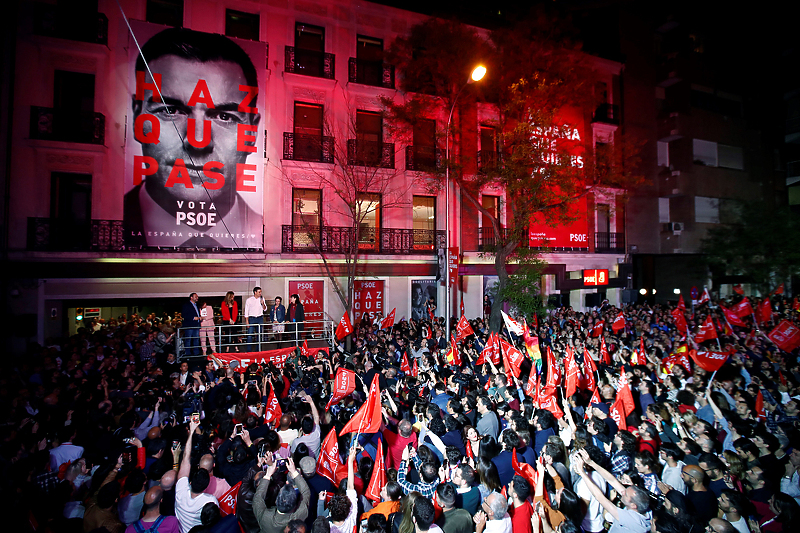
left=473, top=492, right=511, bottom=533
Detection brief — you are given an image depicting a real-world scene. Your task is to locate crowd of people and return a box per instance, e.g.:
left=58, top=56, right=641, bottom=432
left=3, top=291, right=800, bottom=533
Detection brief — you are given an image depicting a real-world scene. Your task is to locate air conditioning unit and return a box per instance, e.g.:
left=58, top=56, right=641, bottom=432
left=664, top=222, right=683, bottom=233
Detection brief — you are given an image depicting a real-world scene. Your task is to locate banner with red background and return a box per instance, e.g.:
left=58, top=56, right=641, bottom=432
left=353, top=280, right=384, bottom=322
left=289, top=280, right=324, bottom=331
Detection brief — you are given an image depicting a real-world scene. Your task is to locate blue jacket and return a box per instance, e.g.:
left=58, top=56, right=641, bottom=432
left=270, top=304, right=286, bottom=322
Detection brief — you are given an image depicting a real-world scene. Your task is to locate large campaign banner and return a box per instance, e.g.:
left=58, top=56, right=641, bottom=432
left=528, top=109, right=589, bottom=249
left=289, top=280, right=325, bottom=332
left=124, top=22, right=265, bottom=250
left=353, top=280, right=384, bottom=323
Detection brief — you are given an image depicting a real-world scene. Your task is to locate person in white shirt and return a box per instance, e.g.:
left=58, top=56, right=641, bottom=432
left=718, top=490, right=753, bottom=533
left=174, top=420, right=218, bottom=533
left=290, top=392, right=321, bottom=458
left=659, top=443, right=687, bottom=494
left=328, top=444, right=359, bottom=533
left=474, top=491, right=512, bottom=533
left=244, top=287, right=267, bottom=352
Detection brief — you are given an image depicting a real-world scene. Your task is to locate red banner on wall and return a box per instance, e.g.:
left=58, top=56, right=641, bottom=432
left=289, top=280, right=324, bottom=330
left=448, top=247, right=459, bottom=287
left=353, top=280, right=384, bottom=322
left=529, top=196, right=589, bottom=248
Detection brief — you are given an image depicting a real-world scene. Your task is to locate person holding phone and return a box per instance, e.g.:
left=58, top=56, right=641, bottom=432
left=175, top=419, right=218, bottom=533
left=252, top=456, right=311, bottom=533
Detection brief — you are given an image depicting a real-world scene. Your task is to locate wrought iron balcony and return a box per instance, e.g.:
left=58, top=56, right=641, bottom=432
left=346, top=139, right=395, bottom=168
left=477, top=226, right=508, bottom=251
left=285, top=46, right=335, bottom=79
left=348, top=58, right=395, bottom=89
left=27, top=218, right=124, bottom=251
left=592, top=103, right=620, bottom=125
left=594, top=232, right=626, bottom=253
left=282, top=225, right=444, bottom=255
left=33, top=5, right=108, bottom=45
left=405, top=146, right=442, bottom=172
left=477, top=150, right=500, bottom=173
left=30, top=106, right=105, bottom=145
left=283, top=132, right=334, bottom=163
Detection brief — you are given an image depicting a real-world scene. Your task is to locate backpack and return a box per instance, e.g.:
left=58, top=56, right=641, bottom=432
left=132, top=515, right=165, bottom=533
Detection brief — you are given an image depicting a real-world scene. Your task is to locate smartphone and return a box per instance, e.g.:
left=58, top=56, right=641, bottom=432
left=248, top=380, right=257, bottom=386
left=234, top=423, right=243, bottom=436
left=191, top=412, right=200, bottom=424
left=172, top=440, right=180, bottom=451
left=123, top=437, right=135, bottom=445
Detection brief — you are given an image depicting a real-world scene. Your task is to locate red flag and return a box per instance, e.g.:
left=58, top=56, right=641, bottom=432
left=455, top=315, right=475, bottom=343
left=664, top=351, right=692, bottom=374
left=609, top=396, right=627, bottom=431
left=697, top=288, right=711, bottom=305
left=500, top=338, right=525, bottom=379
left=412, top=357, right=418, bottom=378
left=490, top=332, right=502, bottom=365
left=732, top=299, right=754, bottom=318
left=524, top=369, right=538, bottom=400
left=300, top=339, right=309, bottom=357
left=264, top=385, right=282, bottom=427
left=671, top=308, right=688, bottom=336
left=678, top=294, right=686, bottom=311
left=617, top=372, right=635, bottom=416
left=545, top=346, right=561, bottom=388
left=511, top=448, right=537, bottom=489
left=755, top=391, right=766, bottom=421
left=733, top=284, right=744, bottom=295
left=539, top=388, right=564, bottom=419
left=340, top=374, right=382, bottom=435
left=381, top=308, right=396, bottom=330
left=317, top=428, right=344, bottom=484
left=600, top=337, right=611, bottom=366
left=564, top=346, right=579, bottom=399
left=772, top=283, right=785, bottom=296
left=581, top=348, right=598, bottom=391
left=590, top=320, right=605, bottom=338
left=218, top=481, right=242, bottom=516
left=335, top=313, right=354, bottom=340
left=590, top=386, right=601, bottom=405
left=612, top=312, right=626, bottom=333
left=721, top=304, right=746, bottom=327
left=768, top=320, right=800, bottom=353
left=400, top=352, right=412, bottom=374
left=758, top=299, right=772, bottom=325
left=428, top=306, right=435, bottom=322
left=639, top=337, right=646, bottom=361
left=630, top=348, right=639, bottom=366
left=690, top=348, right=730, bottom=372
left=326, top=368, right=357, bottom=410
left=365, top=439, right=386, bottom=502
left=695, top=316, right=718, bottom=343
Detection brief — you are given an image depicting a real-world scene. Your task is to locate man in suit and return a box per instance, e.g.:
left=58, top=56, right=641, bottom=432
left=181, top=293, right=201, bottom=356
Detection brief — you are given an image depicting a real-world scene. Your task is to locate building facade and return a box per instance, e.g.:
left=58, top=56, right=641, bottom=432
left=4, top=0, right=632, bottom=348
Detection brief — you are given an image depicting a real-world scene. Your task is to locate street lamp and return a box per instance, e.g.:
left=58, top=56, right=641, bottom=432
left=445, top=65, right=486, bottom=337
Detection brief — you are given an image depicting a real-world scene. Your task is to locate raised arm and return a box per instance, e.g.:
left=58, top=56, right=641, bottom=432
left=178, top=420, right=200, bottom=480
left=577, top=448, right=626, bottom=495
left=572, top=452, right=620, bottom=521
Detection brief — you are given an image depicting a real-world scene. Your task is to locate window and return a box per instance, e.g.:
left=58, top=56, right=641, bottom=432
left=692, top=139, right=718, bottom=167
left=295, top=23, right=325, bottom=77
left=413, top=196, right=436, bottom=249
left=596, top=204, right=611, bottom=233
left=354, top=35, right=383, bottom=86
left=225, top=9, right=259, bottom=41
left=695, top=197, right=720, bottom=224
left=53, top=70, right=96, bottom=143
left=718, top=144, right=744, bottom=170
left=354, top=110, right=382, bottom=166
left=356, top=193, right=381, bottom=248
left=291, top=189, right=321, bottom=248
left=51, top=172, right=92, bottom=249
left=146, top=0, right=183, bottom=27
left=657, top=141, right=669, bottom=167
left=659, top=198, right=670, bottom=223
left=479, top=126, right=498, bottom=171
left=410, top=119, right=436, bottom=169
left=481, top=195, right=500, bottom=228
left=293, top=102, right=324, bottom=161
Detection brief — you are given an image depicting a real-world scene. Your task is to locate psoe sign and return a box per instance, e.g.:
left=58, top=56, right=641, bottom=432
left=583, top=269, right=609, bottom=286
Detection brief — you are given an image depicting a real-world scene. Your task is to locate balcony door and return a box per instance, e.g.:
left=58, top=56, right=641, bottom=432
left=480, top=126, right=498, bottom=171
left=51, top=172, right=92, bottom=249
left=413, top=118, right=436, bottom=169
left=292, top=188, right=321, bottom=248
left=356, top=35, right=383, bottom=85
left=293, top=102, right=323, bottom=161
left=356, top=193, right=381, bottom=249
left=355, top=110, right=382, bottom=166
left=54, top=70, right=95, bottom=141
left=295, top=23, right=324, bottom=77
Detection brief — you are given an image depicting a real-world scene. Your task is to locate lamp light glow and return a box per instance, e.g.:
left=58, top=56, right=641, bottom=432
left=639, top=288, right=647, bottom=295
left=471, top=65, right=487, bottom=82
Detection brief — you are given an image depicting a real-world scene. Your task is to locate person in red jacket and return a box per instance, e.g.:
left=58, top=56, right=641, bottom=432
left=220, top=291, right=239, bottom=352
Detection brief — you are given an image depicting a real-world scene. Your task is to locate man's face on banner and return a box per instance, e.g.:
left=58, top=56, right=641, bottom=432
left=134, top=55, right=259, bottom=214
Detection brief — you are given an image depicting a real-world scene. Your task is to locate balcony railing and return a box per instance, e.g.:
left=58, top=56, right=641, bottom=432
left=348, top=58, right=395, bottom=89
left=405, top=146, right=442, bottom=172
left=33, top=5, right=108, bottom=45
left=594, top=232, right=626, bottom=253
left=477, top=150, right=500, bottom=173
left=478, top=226, right=508, bottom=251
left=27, top=218, right=124, bottom=251
left=592, top=103, right=620, bottom=125
left=346, top=139, right=395, bottom=168
left=285, top=46, right=335, bottom=79
left=282, top=225, right=445, bottom=255
left=30, top=106, right=105, bottom=145
left=283, top=132, right=334, bottom=163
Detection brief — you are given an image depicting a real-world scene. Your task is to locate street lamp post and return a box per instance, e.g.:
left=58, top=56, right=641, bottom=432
left=445, top=65, right=486, bottom=337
